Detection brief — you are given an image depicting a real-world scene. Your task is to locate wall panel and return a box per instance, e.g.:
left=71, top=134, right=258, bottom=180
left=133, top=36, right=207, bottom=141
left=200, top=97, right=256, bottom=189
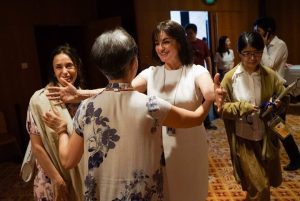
left=0, top=0, right=97, bottom=152
left=266, top=0, right=300, bottom=64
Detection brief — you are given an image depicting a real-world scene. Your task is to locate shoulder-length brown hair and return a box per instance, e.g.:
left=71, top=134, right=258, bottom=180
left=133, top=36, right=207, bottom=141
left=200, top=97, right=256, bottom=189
left=152, top=20, right=193, bottom=66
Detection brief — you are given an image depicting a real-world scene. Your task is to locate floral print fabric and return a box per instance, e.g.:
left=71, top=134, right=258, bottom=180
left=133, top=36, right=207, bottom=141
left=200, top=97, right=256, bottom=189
left=26, top=103, right=78, bottom=201
left=26, top=110, right=54, bottom=201
left=73, top=91, right=171, bottom=200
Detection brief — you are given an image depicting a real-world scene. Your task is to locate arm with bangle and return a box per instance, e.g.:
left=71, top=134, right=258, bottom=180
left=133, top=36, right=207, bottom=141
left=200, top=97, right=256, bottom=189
left=43, top=108, right=83, bottom=169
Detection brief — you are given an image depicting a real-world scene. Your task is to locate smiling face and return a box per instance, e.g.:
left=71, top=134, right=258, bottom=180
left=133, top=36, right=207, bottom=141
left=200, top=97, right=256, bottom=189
left=154, top=31, right=182, bottom=68
left=53, top=53, right=78, bottom=86
left=239, top=45, right=262, bottom=72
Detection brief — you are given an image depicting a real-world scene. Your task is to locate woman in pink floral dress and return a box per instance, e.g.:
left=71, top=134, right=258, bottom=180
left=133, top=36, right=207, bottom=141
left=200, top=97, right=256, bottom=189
left=26, top=44, right=83, bottom=201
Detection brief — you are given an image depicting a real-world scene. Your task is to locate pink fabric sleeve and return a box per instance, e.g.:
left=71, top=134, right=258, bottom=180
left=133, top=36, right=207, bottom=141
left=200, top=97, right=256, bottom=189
left=26, top=108, right=40, bottom=136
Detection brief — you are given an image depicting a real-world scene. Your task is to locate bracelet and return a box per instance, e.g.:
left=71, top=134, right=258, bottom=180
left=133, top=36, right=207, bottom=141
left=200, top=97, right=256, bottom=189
left=56, top=127, right=67, bottom=136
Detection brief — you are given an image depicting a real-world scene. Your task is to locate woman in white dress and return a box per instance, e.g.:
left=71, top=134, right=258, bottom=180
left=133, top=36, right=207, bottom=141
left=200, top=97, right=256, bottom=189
left=43, top=27, right=223, bottom=200
left=132, top=20, right=216, bottom=201
left=215, top=35, right=235, bottom=79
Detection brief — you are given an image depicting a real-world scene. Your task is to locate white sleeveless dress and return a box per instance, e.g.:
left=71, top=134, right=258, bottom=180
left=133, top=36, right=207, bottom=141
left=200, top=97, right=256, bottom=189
left=138, top=64, right=209, bottom=201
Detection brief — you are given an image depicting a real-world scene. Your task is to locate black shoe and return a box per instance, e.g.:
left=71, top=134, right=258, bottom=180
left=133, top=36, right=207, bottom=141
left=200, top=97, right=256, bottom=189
left=283, top=161, right=300, bottom=171
left=205, top=124, right=217, bottom=130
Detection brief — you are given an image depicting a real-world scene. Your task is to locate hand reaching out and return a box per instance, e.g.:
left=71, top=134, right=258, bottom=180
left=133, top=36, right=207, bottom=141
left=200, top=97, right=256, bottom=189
left=47, top=78, right=78, bottom=105
left=213, top=73, right=226, bottom=113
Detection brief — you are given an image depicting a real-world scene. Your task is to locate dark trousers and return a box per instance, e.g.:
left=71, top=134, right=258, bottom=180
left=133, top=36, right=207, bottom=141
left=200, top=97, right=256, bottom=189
left=204, top=116, right=211, bottom=127
left=280, top=111, right=300, bottom=163
left=280, top=135, right=300, bottom=163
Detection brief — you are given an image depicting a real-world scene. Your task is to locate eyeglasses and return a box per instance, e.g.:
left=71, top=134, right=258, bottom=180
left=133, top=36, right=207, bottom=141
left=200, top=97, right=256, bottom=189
left=240, top=51, right=263, bottom=58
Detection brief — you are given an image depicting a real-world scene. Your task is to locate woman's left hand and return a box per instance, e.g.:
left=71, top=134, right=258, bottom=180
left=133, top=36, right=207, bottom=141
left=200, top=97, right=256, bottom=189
left=214, top=73, right=226, bottom=113
left=47, top=78, right=79, bottom=105
left=43, top=108, right=68, bottom=136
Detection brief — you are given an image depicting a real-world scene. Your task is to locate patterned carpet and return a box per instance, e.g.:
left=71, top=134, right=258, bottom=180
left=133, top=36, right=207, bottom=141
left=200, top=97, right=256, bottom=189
left=0, top=115, right=299, bottom=201
left=206, top=114, right=300, bottom=201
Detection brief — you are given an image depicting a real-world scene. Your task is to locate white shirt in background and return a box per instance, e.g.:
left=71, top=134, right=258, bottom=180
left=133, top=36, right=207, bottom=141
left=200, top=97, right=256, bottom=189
left=261, top=35, right=288, bottom=82
left=214, top=49, right=234, bottom=72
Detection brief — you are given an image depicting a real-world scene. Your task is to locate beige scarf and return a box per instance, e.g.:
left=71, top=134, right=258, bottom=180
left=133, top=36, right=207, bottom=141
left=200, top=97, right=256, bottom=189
left=29, top=84, right=83, bottom=201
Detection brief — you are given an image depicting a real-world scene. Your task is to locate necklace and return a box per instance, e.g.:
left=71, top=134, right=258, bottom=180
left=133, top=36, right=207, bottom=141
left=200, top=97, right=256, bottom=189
left=163, top=66, right=185, bottom=135
left=163, top=66, right=184, bottom=105
left=105, top=83, right=134, bottom=92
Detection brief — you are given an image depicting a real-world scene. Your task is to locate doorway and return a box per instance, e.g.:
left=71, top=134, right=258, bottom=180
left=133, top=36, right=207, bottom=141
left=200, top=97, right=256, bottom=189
left=170, top=10, right=211, bottom=49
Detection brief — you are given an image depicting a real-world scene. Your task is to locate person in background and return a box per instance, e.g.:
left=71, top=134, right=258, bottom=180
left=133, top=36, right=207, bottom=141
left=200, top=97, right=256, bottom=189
left=185, top=23, right=217, bottom=130
left=185, top=23, right=213, bottom=75
left=215, top=35, right=235, bottom=79
left=43, top=27, right=224, bottom=200
left=220, top=31, right=288, bottom=201
left=26, top=44, right=83, bottom=201
left=253, top=17, right=287, bottom=82
left=254, top=16, right=300, bottom=171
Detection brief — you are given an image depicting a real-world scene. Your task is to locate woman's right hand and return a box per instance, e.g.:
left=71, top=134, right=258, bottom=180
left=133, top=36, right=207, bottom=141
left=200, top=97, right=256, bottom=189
left=214, top=73, right=226, bottom=113
left=43, top=108, right=68, bottom=136
left=53, top=177, right=69, bottom=201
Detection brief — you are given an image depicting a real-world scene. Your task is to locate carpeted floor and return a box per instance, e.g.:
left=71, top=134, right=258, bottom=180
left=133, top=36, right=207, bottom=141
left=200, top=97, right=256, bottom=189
left=0, top=162, right=33, bottom=201
left=0, top=115, right=299, bottom=200
left=206, top=114, right=300, bottom=201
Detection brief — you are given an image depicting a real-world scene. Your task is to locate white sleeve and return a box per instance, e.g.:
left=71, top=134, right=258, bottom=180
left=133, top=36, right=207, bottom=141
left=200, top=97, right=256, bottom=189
left=193, top=64, right=211, bottom=78
left=136, top=66, right=153, bottom=81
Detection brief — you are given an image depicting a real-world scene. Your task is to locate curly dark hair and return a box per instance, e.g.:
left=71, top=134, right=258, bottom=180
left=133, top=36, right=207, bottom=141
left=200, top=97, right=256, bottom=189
left=48, top=44, right=84, bottom=88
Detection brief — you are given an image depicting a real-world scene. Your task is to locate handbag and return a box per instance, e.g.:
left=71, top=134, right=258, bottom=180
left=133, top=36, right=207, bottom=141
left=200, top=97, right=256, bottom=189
left=20, top=141, right=36, bottom=182
left=268, top=115, right=291, bottom=140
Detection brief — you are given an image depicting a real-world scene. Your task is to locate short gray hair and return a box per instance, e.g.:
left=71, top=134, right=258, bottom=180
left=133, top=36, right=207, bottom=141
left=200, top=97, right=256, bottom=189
left=91, top=27, right=138, bottom=79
